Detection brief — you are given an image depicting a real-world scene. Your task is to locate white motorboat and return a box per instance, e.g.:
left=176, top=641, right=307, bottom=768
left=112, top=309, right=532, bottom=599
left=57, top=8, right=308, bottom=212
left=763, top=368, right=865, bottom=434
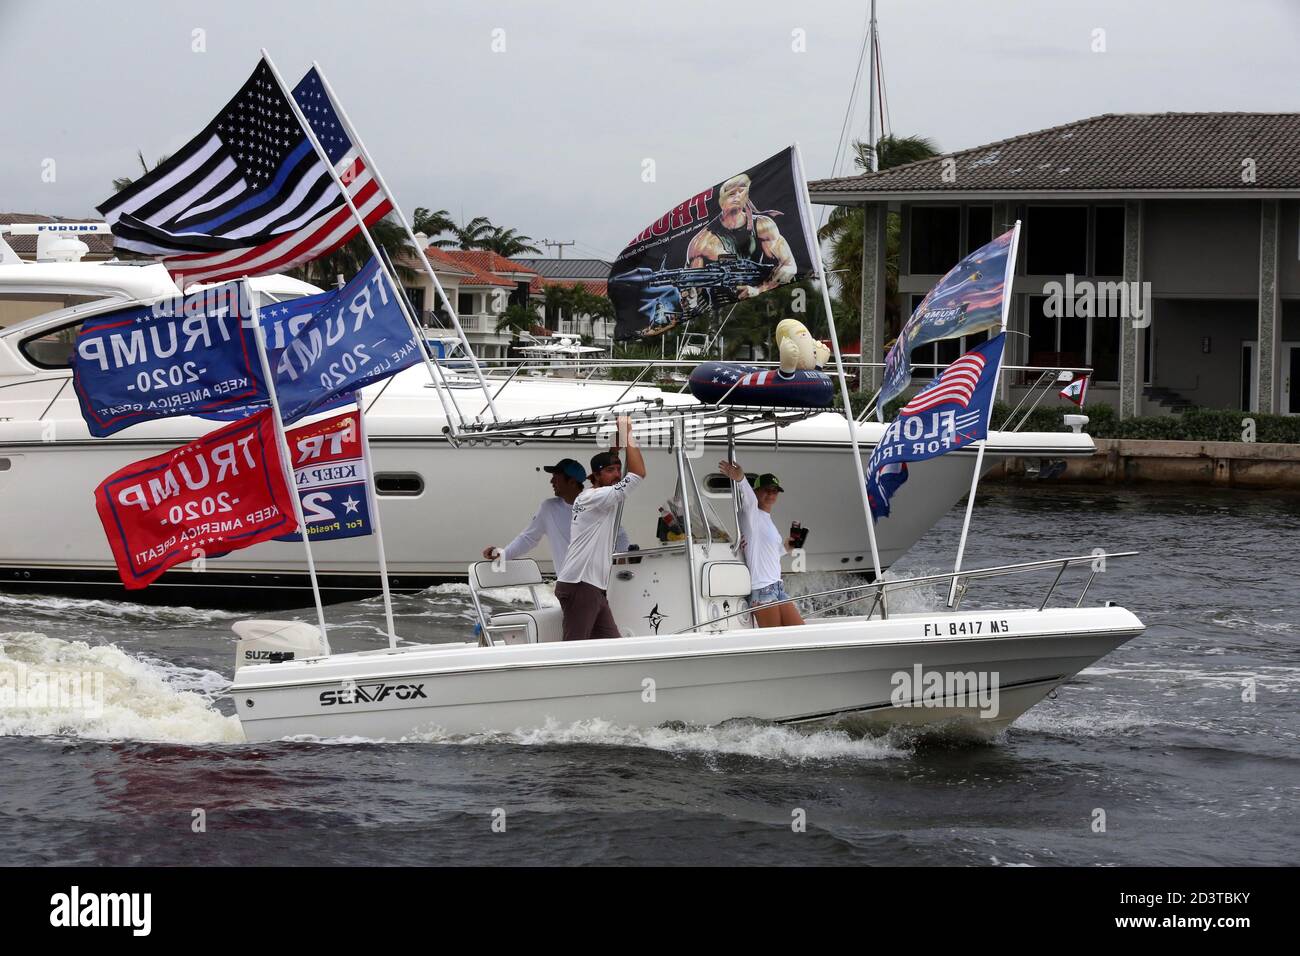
left=230, top=405, right=1143, bottom=743
left=0, top=254, right=1094, bottom=608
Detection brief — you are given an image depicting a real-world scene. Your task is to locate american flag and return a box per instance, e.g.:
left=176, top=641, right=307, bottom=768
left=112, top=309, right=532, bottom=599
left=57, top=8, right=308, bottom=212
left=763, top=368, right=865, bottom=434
left=97, top=61, right=390, bottom=289
left=900, top=351, right=987, bottom=415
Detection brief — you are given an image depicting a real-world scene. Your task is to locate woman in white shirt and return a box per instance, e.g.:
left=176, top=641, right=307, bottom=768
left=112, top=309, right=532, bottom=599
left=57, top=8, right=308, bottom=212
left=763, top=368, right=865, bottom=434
left=719, top=460, right=805, bottom=628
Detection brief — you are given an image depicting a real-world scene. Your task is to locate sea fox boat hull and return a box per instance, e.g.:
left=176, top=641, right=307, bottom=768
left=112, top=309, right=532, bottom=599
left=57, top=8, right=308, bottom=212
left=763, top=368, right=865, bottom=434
left=231, top=606, right=1144, bottom=743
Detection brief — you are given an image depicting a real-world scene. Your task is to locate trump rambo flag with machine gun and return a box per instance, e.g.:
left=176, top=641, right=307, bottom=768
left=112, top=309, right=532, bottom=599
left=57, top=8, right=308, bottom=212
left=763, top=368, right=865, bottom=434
left=608, top=147, right=819, bottom=340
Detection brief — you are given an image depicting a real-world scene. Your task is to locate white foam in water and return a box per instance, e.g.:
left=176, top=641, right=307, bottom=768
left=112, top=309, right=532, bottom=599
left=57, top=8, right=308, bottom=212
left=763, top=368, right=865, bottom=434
left=0, top=591, right=244, bottom=625
left=394, top=717, right=910, bottom=762
left=0, top=632, right=243, bottom=743
left=422, top=581, right=559, bottom=607
left=1012, top=706, right=1160, bottom=738
left=789, top=567, right=943, bottom=617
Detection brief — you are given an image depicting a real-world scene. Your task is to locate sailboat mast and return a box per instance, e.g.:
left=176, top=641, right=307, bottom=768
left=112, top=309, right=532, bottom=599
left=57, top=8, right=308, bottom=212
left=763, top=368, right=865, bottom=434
left=866, top=0, right=878, bottom=172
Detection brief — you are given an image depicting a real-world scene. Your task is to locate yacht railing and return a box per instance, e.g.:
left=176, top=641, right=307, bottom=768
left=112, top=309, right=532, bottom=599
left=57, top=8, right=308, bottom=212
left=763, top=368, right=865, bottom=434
left=670, top=551, right=1139, bottom=634
left=428, top=352, right=1096, bottom=435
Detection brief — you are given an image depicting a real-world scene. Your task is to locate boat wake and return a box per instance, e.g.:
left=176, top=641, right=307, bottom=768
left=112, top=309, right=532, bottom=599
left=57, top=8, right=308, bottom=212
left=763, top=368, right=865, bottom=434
left=283, top=717, right=914, bottom=762
left=0, top=591, right=244, bottom=626
left=0, top=631, right=242, bottom=743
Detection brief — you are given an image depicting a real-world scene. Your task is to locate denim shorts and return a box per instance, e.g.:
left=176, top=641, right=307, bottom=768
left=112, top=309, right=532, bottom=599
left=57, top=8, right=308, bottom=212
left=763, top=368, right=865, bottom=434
left=750, top=580, right=792, bottom=607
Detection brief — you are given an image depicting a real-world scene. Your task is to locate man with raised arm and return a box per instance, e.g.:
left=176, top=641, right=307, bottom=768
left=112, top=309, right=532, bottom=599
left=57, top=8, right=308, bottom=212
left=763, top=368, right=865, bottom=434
left=481, top=458, right=628, bottom=569
left=554, top=416, right=645, bottom=641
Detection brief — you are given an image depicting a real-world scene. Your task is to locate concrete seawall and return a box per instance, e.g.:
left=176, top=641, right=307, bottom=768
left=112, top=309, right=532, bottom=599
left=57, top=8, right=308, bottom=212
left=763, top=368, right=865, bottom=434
left=994, top=438, right=1300, bottom=488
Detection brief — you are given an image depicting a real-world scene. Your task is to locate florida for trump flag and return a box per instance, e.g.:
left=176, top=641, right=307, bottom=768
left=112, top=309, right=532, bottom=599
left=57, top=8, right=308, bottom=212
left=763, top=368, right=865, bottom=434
left=866, top=333, right=1006, bottom=520
left=880, top=227, right=1017, bottom=409
left=97, top=60, right=390, bottom=289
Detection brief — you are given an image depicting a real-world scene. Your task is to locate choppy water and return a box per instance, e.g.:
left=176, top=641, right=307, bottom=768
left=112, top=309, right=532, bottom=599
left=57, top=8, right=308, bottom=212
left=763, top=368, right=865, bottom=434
left=1, top=484, right=1296, bottom=865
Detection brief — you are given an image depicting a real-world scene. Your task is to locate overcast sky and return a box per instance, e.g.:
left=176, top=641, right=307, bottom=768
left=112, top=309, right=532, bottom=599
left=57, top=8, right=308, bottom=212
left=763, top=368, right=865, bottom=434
left=2, top=0, right=1296, bottom=260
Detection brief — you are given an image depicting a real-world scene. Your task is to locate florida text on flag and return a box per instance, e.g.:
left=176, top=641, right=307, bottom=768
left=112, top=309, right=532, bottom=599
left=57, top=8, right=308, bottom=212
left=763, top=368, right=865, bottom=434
left=275, top=409, right=373, bottom=542
left=93, top=410, right=295, bottom=588
left=866, top=333, right=1006, bottom=520
left=72, top=282, right=266, bottom=437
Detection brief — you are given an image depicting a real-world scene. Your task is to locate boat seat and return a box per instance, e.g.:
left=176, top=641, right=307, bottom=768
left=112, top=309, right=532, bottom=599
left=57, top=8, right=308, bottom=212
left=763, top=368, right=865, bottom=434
left=489, top=607, right=564, bottom=644
left=467, top=558, right=559, bottom=646
left=470, top=558, right=546, bottom=590
left=701, top=560, right=751, bottom=598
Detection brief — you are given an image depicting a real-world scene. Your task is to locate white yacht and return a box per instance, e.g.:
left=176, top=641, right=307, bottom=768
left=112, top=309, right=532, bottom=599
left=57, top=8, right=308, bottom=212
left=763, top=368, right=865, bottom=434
left=0, top=249, right=1094, bottom=608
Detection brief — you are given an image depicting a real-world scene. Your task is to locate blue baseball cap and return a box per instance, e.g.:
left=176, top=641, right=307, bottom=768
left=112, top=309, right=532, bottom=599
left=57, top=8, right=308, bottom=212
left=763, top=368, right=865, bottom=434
left=543, top=458, right=587, bottom=483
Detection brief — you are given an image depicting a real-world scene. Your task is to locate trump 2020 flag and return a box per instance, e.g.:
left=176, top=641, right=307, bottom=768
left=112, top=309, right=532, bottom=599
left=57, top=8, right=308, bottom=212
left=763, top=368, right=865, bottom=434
left=880, top=228, right=1017, bottom=409
left=866, top=333, right=1006, bottom=520
left=71, top=282, right=267, bottom=437
left=275, top=409, right=373, bottom=542
left=97, top=61, right=391, bottom=290
left=608, top=147, right=819, bottom=340
left=93, top=409, right=296, bottom=588
left=218, top=257, right=419, bottom=424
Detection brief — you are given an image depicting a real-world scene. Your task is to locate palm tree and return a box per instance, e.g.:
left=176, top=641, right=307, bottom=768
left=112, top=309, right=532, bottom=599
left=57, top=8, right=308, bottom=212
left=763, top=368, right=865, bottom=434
left=412, top=207, right=456, bottom=244
left=112, top=150, right=170, bottom=192
left=819, top=134, right=940, bottom=344
left=478, top=226, right=541, bottom=257
left=495, top=301, right=540, bottom=336
left=427, top=215, right=495, bottom=250
left=286, top=213, right=415, bottom=288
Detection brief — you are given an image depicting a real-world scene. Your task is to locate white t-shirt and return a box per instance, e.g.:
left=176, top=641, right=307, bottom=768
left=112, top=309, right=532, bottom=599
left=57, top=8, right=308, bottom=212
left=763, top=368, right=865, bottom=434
left=736, top=479, right=785, bottom=590
left=503, top=496, right=629, bottom=568
left=558, top=473, right=642, bottom=590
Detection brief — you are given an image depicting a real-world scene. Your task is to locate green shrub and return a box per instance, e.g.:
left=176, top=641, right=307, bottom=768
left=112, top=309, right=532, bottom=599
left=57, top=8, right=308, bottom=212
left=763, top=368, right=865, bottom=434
left=834, top=395, right=1300, bottom=443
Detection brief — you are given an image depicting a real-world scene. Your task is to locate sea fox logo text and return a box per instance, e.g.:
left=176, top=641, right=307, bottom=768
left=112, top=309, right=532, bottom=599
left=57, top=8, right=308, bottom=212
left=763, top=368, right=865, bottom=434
left=319, top=682, right=428, bottom=706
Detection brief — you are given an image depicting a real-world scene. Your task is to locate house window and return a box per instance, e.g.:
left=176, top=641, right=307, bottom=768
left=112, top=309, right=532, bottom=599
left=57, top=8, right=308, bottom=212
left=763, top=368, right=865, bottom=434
left=1026, top=294, right=1119, bottom=382
left=457, top=292, right=475, bottom=315
left=402, top=286, right=425, bottom=316
left=966, top=206, right=993, bottom=254
left=1092, top=314, right=1120, bottom=381
left=1093, top=206, right=1124, bottom=277
left=1026, top=206, right=1088, bottom=275
left=909, top=206, right=961, bottom=274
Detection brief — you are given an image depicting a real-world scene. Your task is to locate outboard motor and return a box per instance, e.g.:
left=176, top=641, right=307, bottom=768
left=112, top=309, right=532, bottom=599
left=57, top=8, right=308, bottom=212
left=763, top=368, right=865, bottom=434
left=233, top=619, right=328, bottom=671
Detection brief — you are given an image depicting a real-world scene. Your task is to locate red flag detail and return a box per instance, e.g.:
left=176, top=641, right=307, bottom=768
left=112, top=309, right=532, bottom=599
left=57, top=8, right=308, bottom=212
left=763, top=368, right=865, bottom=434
left=94, top=409, right=296, bottom=588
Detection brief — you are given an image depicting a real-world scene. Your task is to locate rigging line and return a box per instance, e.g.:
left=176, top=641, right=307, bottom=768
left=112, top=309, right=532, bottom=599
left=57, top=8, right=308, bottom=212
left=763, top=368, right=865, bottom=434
left=877, top=32, right=891, bottom=139
left=816, top=3, right=873, bottom=232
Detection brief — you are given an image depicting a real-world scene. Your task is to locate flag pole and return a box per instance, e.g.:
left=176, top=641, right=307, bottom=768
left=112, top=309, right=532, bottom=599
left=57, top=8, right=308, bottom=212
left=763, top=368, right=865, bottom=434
left=356, top=404, right=398, bottom=648
left=947, top=220, right=1022, bottom=607
left=330, top=270, right=397, bottom=649
left=258, top=50, right=466, bottom=436
left=793, top=143, right=885, bottom=596
left=245, top=279, right=330, bottom=648
left=310, top=60, right=500, bottom=423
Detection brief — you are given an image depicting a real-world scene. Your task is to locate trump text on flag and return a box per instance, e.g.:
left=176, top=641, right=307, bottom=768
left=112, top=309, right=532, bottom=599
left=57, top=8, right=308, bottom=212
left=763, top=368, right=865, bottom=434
left=93, top=409, right=295, bottom=588
left=275, top=409, right=373, bottom=542
left=71, top=282, right=266, bottom=437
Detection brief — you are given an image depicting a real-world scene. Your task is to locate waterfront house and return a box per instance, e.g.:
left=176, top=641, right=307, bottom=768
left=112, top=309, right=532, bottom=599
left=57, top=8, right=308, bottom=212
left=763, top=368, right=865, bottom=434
left=810, top=113, right=1300, bottom=417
